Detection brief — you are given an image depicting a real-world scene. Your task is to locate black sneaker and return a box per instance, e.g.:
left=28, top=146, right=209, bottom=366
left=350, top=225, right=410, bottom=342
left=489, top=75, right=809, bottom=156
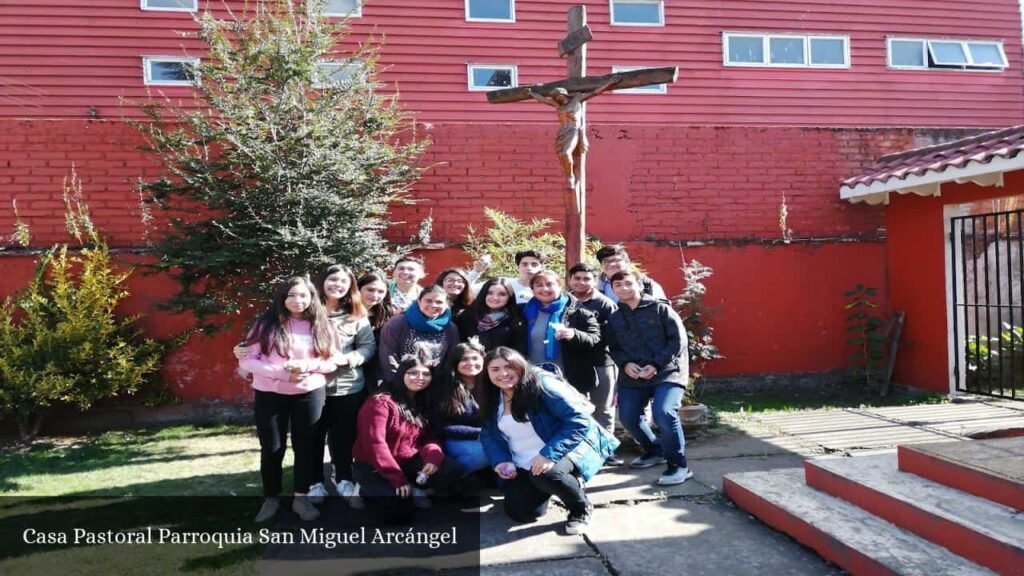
left=565, top=505, right=593, bottom=535
left=630, top=451, right=667, bottom=469
left=604, top=453, right=626, bottom=467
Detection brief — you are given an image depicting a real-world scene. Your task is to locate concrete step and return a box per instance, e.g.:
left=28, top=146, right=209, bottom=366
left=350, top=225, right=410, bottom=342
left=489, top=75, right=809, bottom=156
left=898, top=438, right=1024, bottom=511
left=723, top=468, right=997, bottom=576
left=805, top=454, right=1024, bottom=576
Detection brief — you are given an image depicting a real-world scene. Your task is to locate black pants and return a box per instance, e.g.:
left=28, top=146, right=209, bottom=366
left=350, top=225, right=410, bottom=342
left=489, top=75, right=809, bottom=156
left=353, top=456, right=461, bottom=525
left=254, top=387, right=325, bottom=497
left=314, top=390, right=367, bottom=483
left=503, top=457, right=589, bottom=523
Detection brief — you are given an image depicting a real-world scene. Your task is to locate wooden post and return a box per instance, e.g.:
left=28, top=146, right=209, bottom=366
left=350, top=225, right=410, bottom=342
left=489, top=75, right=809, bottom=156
left=565, top=5, right=586, bottom=267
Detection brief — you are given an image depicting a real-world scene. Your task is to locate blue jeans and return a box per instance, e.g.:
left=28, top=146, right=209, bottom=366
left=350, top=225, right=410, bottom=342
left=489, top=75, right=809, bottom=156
left=443, top=439, right=489, bottom=477
left=617, top=383, right=688, bottom=468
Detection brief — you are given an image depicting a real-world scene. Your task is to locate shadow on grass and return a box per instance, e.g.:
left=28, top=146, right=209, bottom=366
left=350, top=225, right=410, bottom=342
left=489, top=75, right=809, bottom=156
left=0, top=425, right=256, bottom=494
left=0, top=472, right=267, bottom=573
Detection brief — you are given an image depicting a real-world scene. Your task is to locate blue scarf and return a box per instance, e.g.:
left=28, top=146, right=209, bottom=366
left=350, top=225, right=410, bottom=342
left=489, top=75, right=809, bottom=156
left=405, top=302, right=451, bottom=334
left=524, top=293, right=570, bottom=361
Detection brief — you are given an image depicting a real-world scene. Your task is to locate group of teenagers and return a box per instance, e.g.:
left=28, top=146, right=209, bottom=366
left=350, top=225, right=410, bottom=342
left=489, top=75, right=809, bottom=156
left=236, top=245, right=693, bottom=536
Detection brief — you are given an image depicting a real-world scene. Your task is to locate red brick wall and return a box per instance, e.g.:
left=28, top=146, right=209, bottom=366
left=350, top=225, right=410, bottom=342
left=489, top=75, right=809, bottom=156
left=0, top=118, right=950, bottom=400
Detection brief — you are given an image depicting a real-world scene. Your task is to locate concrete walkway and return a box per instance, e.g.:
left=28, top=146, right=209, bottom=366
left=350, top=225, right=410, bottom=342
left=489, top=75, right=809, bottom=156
left=257, top=397, right=1024, bottom=575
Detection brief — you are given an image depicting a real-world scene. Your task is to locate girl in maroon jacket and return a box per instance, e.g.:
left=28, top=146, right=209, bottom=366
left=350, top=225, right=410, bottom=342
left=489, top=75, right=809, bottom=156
left=352, top=352, right=459, bottom=524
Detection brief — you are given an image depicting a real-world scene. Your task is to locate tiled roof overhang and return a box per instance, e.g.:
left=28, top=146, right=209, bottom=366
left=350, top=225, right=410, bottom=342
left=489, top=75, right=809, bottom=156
left=840, top=125, right=1024, bottom=205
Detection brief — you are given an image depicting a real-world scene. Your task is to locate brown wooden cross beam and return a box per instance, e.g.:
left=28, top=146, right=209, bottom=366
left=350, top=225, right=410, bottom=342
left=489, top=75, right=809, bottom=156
left=486, top=5, right=678, bottom=267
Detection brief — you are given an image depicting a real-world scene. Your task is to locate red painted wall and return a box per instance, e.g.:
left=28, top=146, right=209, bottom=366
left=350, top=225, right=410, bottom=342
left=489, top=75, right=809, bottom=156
left=0, top=241, right=884, bottom=401
left=886, top=171, right=1024, bottom=392
left=1, top=1, right=1021, bottom=127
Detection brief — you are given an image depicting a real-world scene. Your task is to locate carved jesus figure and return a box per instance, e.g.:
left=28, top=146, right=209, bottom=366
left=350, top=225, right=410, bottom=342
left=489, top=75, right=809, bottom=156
left=526, top=76, right=620, bottom=190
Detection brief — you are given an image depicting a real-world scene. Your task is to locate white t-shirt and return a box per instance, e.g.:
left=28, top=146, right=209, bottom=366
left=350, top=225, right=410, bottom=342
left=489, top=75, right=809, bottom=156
left=466, top=271, right=533, bottom=304
left=497, top=400, right=545, bottom=469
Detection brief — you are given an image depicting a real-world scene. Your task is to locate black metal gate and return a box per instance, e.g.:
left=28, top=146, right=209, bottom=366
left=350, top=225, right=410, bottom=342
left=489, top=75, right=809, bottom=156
left=950, top=209, right=1023, bottom=399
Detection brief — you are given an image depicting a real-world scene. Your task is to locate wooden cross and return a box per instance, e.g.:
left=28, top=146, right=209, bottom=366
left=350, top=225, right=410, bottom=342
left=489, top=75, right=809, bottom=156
left=487, top=5, right=678, bottom=267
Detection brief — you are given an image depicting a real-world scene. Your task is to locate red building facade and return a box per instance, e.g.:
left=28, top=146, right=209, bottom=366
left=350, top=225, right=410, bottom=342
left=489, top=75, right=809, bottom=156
left=1, top=0, right=1022, bottom=400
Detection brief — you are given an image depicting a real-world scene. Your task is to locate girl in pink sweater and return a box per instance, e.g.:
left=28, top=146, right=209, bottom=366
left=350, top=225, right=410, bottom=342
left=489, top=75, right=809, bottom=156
left=238, top=276, right=337, bottom=523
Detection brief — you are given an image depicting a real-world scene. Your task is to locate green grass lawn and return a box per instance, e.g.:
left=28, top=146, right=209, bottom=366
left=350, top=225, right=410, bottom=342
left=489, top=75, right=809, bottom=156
left=0, top=425, right=271, bottom=575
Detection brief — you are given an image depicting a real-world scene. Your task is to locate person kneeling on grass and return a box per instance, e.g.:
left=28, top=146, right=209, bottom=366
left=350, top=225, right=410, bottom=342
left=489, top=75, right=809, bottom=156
left=352, top=351, right=460, bottom=524
left=606, top=270, right=694, bottom=486
left=479, top=347, right=619, bottom=536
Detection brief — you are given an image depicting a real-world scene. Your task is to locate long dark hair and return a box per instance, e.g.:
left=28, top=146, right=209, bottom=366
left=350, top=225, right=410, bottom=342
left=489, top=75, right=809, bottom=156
left=377, top=356, right=431, bottom=427
left=430, top=340, right=487, bottom=422
left=357, top=272, right=394, bottom=331
left=434, top=268, right=473, bottom=314
left=244, top=276, right=333, bottom=358
left=467, top=278, right=521, bottom=321
left=316, top=264, right=366, bottom=319
left=480, top=346, right=543, bottom=423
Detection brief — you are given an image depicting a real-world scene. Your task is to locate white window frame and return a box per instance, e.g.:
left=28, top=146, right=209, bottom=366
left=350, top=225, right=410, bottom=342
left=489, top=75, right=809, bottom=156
left=467, top=64, right=517, bottom=92
left=323, top=0, right=362, bottom=18
left=143, top=56, right=200, bottom=86
left=465, top=0, right=515, bottom=23
left=887, top=37, right=1007, bottom=71
left=611, top=66, right=666, bottom=94
left=313, top=60, right=366, bottom=89
left=609, top=0, right=664, bottom=27
left=723, top=32, right=850, bottom=68
left=141, top=0, right=197, bottom=12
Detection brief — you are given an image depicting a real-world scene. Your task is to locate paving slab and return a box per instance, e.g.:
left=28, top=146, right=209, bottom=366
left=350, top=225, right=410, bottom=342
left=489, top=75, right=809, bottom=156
left=861, top=403, right=1024, bottom=437
left=690, top=453, right=810, bottom=491
left=585, top=497, right=843, bottom=575
left=754, top=410, right=956, bottom=451
left=686, top=429, right=809, bottom=459
left=584, top=464, right=715, bottom=505
left=479, top=557, right=609, bottom=575
left=477, top=498, right=594, bottom=566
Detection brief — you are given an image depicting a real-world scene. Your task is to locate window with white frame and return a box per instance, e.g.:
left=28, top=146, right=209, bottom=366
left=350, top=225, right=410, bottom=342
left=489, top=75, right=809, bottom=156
left=143, top=57, right=199, bottom=86
left=141, top=0, right=196, bottom=11
left=611, top=66, right=666, bottom=94
left=314, top=60, right=366, bottom=88
left=888, top=38, right=1006, bottom=70
left=610, top=0, right=663, bottom=26
left=724, top=33, right=849, bottom=67
left=323, top=0, right=361, bottom=17
left=466, top=0, right=514, bottom=22
left=467, top=64, right=516, bottom=91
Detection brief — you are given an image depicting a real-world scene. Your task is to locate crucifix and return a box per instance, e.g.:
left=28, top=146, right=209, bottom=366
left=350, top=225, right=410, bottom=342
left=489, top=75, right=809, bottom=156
left=487, top=5, right=678, bottom=266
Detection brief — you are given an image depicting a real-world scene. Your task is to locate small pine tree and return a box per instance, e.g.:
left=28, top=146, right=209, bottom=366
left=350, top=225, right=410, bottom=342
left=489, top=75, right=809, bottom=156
left=131, top=0, right=428, bottom=330
left=0, top=174, right=167, bottom=441
left=463, top=208, right=567, bottom=278
left=672, top=259, right=724, bottom=401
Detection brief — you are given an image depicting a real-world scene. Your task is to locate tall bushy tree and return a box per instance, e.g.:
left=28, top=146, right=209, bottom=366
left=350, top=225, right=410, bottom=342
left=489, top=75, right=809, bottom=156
left=132, top=0, right=428, bottom=330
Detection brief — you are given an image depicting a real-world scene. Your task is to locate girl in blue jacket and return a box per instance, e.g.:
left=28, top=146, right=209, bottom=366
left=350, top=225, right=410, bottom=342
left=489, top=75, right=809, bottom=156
left=479, top=346, right=619, bottom=535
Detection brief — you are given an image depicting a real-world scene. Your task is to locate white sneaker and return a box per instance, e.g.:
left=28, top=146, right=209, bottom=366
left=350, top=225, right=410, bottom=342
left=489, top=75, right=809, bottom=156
left=657, top=466, right=694, bottom=486
left=254, top=497, right=279, bottom=523
left=411, top=487, right=432, bottom=509
left=292, top=496, right=321, bottom=521
left=307, top=482, right=328, bottom=505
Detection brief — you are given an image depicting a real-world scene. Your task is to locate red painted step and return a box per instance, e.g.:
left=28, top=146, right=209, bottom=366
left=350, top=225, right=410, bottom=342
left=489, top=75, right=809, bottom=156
left=805, top=454, right=1024, bottom=576
left=724, top=468, right=996, bottom=576
left=898, top=439, right=1024, bottom=512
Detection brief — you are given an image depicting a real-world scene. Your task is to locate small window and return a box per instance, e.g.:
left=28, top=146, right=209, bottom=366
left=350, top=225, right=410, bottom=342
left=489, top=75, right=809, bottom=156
left=467, top=64, right=516, bottom=91
left=323, top=0, right=361, bottom=17
left=809, top=37, right=846, bottom=66
left=888, top=38, right=1006, bottom=70
left=611, top=66, right=667, bottom=94
left=141, top=0, right=196, bottom=11
left=610, top=0, right=663, bottom=26
left=466, top=0, right=514, bottom=22
left=890, top=39, right=926, bottom=67
left=724, top=33, right=849, bottom=68
left=769, top=36, right=805, bottom=65
left=315, top=61, right=366, bottom=89
left=727, top=35, right=765, bottom=64
left=143, top=57, right=199, bottom=86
